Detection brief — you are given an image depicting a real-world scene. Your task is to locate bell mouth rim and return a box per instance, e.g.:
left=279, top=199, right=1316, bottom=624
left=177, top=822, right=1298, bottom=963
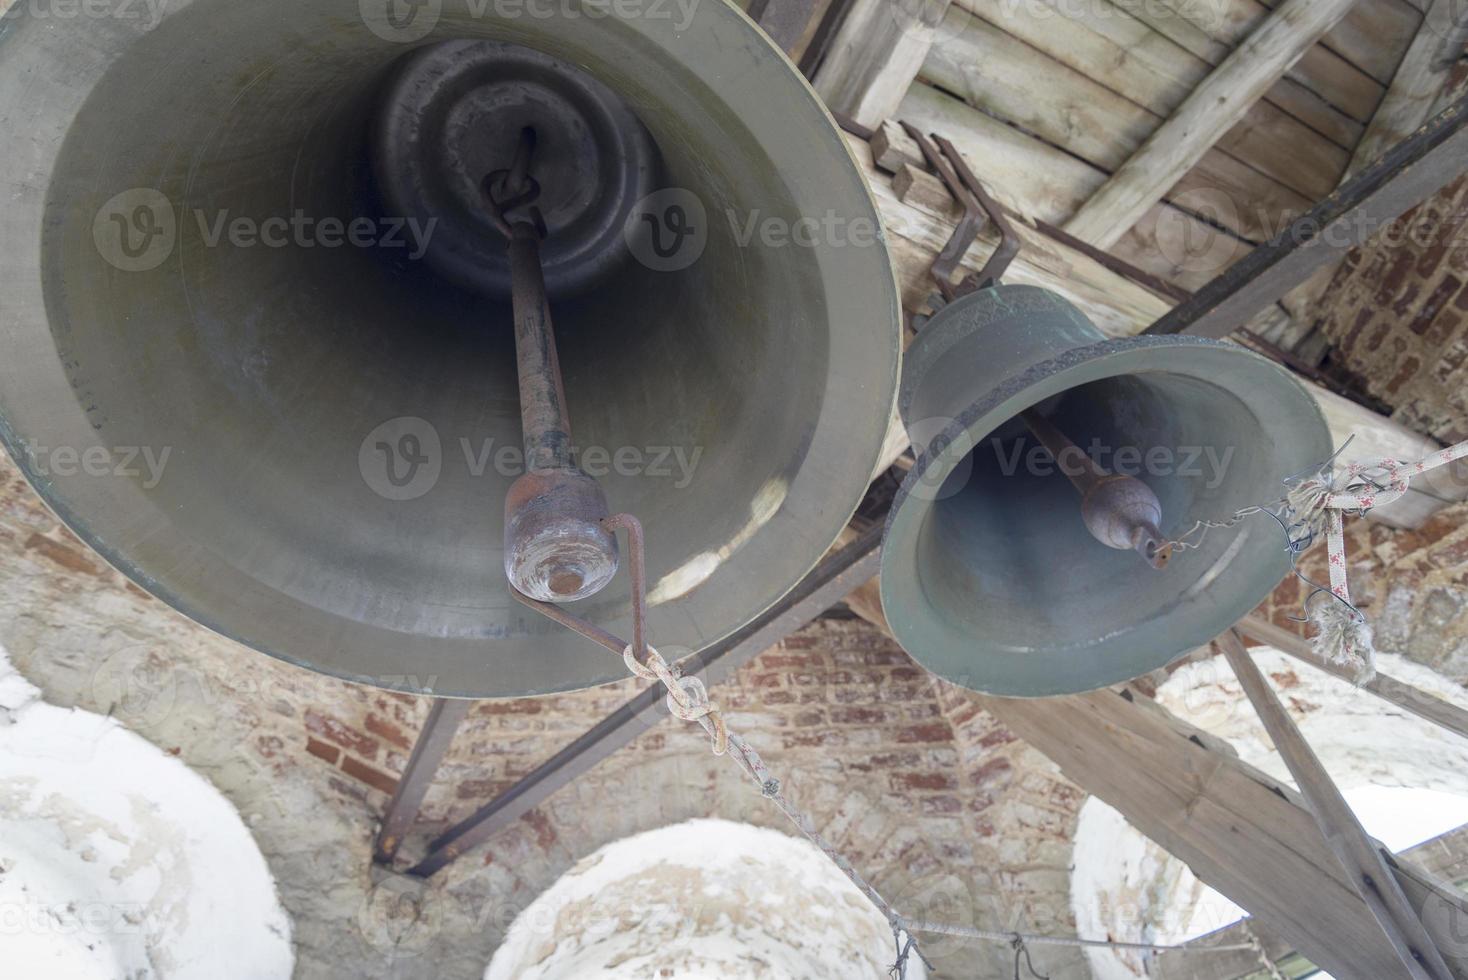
left=879, top=335, right=1333, bottom=698
left=0, top=0, right=902, bottom=698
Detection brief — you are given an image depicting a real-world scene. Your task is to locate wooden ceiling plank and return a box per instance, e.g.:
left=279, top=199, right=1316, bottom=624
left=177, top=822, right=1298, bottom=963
left=954, top=0, right=1362, bottom=150
left=897, top=82, right=1258, bottom=288
left=811, top=0, right=953, bottom=129
left=1062, top=0, right=1364, bottom=248
left=1348, top=0, right=1468, bottom=176
left=1104, top=0, right=1386, bottom=121
left=924, top=8, right=1337, bottom=213
left=1147, top=0, right=1423, bottom=83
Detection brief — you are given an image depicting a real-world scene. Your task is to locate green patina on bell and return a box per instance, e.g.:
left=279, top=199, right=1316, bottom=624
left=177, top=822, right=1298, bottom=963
left=880, top=285, right=1333, bottom=697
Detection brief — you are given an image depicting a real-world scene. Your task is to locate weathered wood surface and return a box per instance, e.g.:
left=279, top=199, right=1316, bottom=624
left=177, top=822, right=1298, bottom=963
left=1063, top=0, right=1363, bottom=247
left=834, top=566, right=1468, bottom=980
left=896, top=82, right=1256, bottom=291
left=953, top=0, right=1366, bottom=148
left=812, top=0, right=952, bottom=127
left=928, top=5, right=1347, bottom=203
left=1220, top=630, right=1455, bottom=980
left=1348, top=0, right=1468, bottom=175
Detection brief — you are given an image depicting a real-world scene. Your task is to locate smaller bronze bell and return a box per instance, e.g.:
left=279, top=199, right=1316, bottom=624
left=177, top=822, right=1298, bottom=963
left=880, top=285, right=1333, bottom=697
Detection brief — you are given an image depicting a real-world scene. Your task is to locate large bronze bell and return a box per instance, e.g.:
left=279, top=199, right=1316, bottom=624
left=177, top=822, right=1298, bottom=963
left=880, top=286, right=1332, bottom=697
left=0, top=1, right=901, bottom=697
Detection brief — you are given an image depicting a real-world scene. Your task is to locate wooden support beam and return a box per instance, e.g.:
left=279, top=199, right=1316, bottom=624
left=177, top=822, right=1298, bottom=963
left=953, top=0, right=1368, bottom=150
left=811, top=0, right=951, bottom=129
left=1063, top=0, right=1363, bottom=248
left=1236, top=615, right=1468, bottom=741
left=924, top=4, right=1336, bottom=211
left=1349, top=0, right=1468, bottom=176
left=953, top=675, right=1468, bottom=979
left=1219, top=628, right=1455, bottom=980
left=1142, top=96, right=1468, bottom=341
left=1153, top=826, right=1468, bottom=979
left=836, top=545, right=1468, bottom=979
left=977, top=687, right=1468, bottom=980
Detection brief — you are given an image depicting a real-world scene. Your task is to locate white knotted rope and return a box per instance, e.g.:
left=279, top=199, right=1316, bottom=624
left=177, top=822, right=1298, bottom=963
left=1284, top=438, right=1468, bottom=680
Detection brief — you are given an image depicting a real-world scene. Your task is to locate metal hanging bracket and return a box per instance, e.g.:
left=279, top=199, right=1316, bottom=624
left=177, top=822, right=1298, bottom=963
left=899, top=122, right=1019, bottom=300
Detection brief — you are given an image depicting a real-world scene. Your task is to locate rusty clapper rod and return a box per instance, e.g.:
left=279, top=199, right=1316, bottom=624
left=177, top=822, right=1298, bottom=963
left=1019, top=409, right=1170, bottom=570
left=494, top=127, right=622, bottom=604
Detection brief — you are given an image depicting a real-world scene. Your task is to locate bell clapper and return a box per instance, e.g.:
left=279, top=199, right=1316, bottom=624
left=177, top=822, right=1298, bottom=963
left=492, top=127, right=622, bottom=605
left=1019, top=409, right=1171, bottom=570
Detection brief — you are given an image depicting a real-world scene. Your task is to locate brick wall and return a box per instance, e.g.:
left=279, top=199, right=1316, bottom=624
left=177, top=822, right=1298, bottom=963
left=1314, top=173, right=1468, bottom=443
left=1252, top=501, right=1468, bottom=681
left=0, top=448, right=1089, bottom=979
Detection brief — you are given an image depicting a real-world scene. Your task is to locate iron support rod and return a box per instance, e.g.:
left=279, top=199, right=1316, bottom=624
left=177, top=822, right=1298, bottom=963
left=1144, top=96, right=1468, bottom=339
left=1236, top=615, right=1468, bottom=743
left=408, top=523, right=885, bottom=877
left=1219, top=629, right=1453, bottom=980
left=371, top=697, right=473, bottom=866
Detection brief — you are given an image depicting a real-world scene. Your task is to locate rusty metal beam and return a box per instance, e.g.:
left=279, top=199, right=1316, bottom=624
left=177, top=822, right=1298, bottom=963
left=372, top=697, right=472, bottom=866
left=407, top=523, right=884, bottom=877
left=1144, top=96, right=1468, bottom=339
left=1219, top=628, right=1454, bottom=980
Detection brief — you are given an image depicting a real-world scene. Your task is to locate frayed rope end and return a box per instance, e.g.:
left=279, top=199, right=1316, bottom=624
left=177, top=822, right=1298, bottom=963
left=1308, top=601, right=1376, bottom=684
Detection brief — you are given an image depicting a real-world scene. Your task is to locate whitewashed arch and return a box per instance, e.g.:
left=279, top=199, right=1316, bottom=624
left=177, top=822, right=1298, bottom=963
left=485, top=817, right=924, bottom=979
left=1070, top=648, right=1468, bottom=980
left=0, top=650, right=294, bottom=978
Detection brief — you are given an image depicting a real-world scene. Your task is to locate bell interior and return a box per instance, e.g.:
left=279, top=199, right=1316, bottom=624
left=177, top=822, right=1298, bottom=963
left=2, top=1, right=900, bottom=695
left=917, top=372, right=1283, bottom=658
